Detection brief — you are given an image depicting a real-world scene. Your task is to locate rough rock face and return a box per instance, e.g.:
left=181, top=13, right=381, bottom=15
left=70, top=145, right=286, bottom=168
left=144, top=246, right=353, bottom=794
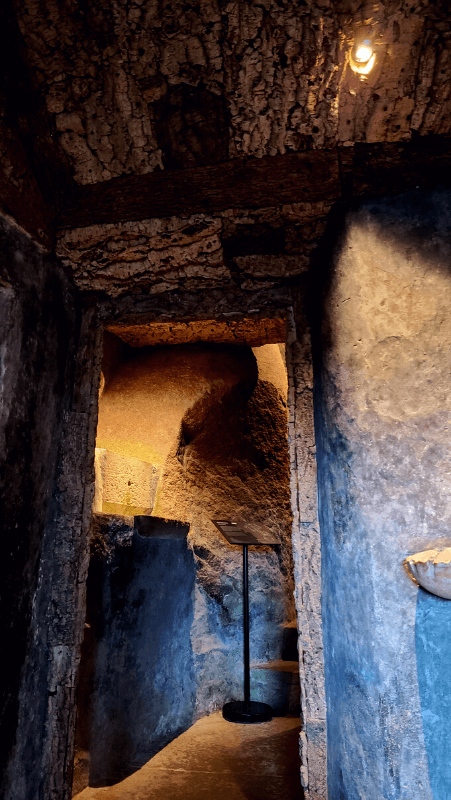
left=316, top=188, right=451, bottom=800
left=95, top=341, right=294, bottom=619
left=151, top=345, right=295, bottom=713
left=96, top=341, right=258, bottom=467
left=14, top=0, right=451, bottom=187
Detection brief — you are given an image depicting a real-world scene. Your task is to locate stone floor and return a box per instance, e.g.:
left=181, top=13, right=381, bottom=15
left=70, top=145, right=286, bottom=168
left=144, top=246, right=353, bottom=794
left=74, top=712, right=303, bottom=800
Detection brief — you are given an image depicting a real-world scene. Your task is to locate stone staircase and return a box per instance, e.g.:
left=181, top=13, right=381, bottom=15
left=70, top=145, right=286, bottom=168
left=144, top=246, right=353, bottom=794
left=250, top=621, right=300, bottom=715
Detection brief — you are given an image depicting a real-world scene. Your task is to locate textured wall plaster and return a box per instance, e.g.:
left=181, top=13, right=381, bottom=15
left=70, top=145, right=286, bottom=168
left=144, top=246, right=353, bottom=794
left=416, top=588, right=451, bottom=800
left=93, top=447, right=159, bottom=516
left=316, top=188, right=451, bottom=800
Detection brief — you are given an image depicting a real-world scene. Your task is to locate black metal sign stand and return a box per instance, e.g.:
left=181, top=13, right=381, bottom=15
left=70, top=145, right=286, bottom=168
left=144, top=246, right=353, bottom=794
left=212, top=519, right=279, bottom=724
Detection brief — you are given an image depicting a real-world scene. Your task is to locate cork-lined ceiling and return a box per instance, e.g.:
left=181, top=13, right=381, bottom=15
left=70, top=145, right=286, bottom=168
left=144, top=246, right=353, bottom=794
left=13, top=0, right=451, bottom=187
left=2, top=0, right=451, bottom=262
left=107, top=315, right=287, bottom=347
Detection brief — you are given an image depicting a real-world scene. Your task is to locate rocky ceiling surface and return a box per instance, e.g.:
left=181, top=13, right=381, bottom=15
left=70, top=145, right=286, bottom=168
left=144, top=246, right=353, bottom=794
left=3, top=1, right=451, bottom=299
left=14, top=0, right=451, bottom=187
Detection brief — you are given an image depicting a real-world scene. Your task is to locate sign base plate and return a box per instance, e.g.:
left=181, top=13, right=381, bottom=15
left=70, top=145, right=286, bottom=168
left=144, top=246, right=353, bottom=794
left=222, top=700, right=273, bottom=724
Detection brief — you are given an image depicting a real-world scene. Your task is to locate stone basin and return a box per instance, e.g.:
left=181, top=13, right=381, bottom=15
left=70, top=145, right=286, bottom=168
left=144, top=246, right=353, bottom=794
left=405, top=548, right=451, bottom=599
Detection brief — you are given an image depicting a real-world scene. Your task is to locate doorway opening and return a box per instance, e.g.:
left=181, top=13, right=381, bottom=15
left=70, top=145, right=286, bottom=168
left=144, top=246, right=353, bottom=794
left=73, top=317, right=301, bottom=795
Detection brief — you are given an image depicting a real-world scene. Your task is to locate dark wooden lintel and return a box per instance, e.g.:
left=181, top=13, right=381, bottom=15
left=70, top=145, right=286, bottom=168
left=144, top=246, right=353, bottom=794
left=57, top=136, right=451, bottom=231
left=58, top=150, right=340, bottom=229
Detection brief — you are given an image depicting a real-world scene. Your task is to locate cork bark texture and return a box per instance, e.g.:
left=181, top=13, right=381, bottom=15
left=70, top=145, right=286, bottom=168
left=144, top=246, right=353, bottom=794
left=56, top=201, right=330, bottom=298
left=0, top=215, right=78, bottom=799
left=107, top=316, right=287, bottom=348
left=42, top=309, right=103, bottom=800
left=0, top=1, right=66, bottom=249
left=13, top=0, right=451, bottom=187
left=316, top=188, right=451, bottom=799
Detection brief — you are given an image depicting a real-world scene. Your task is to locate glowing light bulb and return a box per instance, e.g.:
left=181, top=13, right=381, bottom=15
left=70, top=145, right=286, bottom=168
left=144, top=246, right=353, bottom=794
left=350, top=38, right=376, bottom=76
left=355, top=41, right=373, bottom=63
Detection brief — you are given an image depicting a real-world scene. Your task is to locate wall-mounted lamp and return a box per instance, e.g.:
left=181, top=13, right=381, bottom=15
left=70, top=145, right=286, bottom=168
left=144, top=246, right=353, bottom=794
left=350, top=38, right=376, bottom=77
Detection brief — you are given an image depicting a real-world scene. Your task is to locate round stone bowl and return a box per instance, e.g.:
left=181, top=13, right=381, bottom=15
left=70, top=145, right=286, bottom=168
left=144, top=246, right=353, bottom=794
left=405, top=548, right=451, bottom=600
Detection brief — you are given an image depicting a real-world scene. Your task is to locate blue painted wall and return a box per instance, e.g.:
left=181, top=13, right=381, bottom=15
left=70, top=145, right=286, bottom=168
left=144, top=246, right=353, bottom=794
left=416, top=588, right=451, bottom=800
left=313, top=189, right=451, bottom=799
left=88, top=517, right=196, bottom=786
left=315, top=389, right=388, bottom=800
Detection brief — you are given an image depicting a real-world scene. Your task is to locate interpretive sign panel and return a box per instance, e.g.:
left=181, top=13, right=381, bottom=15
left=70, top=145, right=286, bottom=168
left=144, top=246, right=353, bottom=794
left=212, top=519, right=279, bottom=546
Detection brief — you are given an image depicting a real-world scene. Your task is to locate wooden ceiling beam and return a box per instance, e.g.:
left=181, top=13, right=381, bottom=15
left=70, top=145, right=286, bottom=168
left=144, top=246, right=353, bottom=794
left=57, top=136, right=451, bottom=231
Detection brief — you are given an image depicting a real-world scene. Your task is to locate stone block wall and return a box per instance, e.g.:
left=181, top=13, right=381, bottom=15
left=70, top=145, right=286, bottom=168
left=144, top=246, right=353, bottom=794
left=93, top=448, right=159, bottom=515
